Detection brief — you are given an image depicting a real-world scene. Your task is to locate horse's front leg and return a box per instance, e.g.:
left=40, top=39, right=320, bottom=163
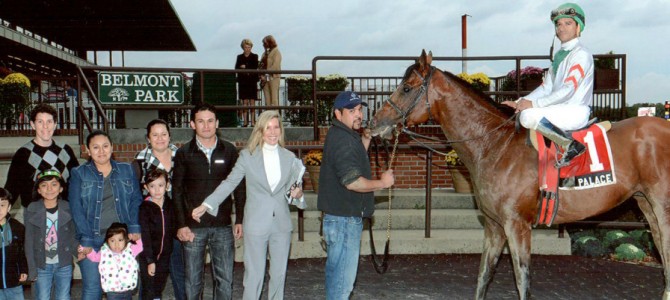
left=475, top=216, right=507, bottom=300
left=505, top=219, right=532, bottom=300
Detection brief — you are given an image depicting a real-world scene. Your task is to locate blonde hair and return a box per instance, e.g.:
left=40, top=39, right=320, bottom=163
left=240, top=38, right=253, bottom=49
left=246, top=110, right=285, bottom=153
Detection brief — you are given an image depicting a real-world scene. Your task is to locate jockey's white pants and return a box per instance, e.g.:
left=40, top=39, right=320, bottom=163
left=519, top=104, right=590, bottom=131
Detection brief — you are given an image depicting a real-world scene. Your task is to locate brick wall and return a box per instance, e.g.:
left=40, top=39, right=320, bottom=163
left=91, top=126, right=455, bottom=191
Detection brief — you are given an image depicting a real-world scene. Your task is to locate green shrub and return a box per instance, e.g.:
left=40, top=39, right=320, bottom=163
left=594, top=51, right=616, bottom=69
left=614, top=243, right=645, bottom=261
left=285, top=74, right=348, bottom=126
left=570, top=229, right=598, bottom=240
left=570, top=228, right=657, bottom=261
left=572, top=235, right=607, bottom=258
left=629, top=229, right=655, bottom=254
left=608, top=236, right=641, bottom=251
left=603, top=230, right=630, bottom=248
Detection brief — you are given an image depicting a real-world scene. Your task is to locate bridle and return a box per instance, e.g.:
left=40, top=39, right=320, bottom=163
left=368, top=66, right=436, bottom=275
left=386, top=66, right=436, bottom=128
left=367, top=65, right=515, bottom=274
left=383, top=66, right=515, bottom=155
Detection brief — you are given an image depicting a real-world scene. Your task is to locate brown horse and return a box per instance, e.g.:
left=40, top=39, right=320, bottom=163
left=370, top=50, right=670, bottom=299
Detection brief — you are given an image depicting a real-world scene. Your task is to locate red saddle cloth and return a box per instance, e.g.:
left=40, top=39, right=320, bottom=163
left=535, top=123, right=616, bottom=226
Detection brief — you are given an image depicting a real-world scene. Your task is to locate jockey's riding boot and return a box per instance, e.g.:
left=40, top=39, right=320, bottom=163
left=556, top=140, right=586, bottom=168
left=535, top=118, right=586, bottom=168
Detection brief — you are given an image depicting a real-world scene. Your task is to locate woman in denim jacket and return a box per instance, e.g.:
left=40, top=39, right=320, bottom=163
left=69, top=130, right=143, bottom=300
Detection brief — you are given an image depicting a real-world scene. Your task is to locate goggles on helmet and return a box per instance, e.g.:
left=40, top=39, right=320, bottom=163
left=551, top=7, right=584, bottom=22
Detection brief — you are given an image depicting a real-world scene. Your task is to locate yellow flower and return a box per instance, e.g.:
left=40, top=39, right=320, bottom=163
left=304, top=150, right=323, bottom=166
left=4, top=73, right=30, bottom=87
left=444, top=149, right=463, bottom=166
left=456, top=72, right=490, bottom=91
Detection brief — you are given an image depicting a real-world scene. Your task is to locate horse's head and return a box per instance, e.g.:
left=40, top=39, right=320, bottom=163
left=370, top=50, right=437, bottom=139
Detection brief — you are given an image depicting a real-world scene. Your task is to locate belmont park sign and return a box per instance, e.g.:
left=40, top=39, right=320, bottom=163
left=98, top=72, right=184, bottom=104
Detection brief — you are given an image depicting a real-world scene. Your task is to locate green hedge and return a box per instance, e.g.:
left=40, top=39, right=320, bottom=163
left=285, top=74, right=348, bottom=126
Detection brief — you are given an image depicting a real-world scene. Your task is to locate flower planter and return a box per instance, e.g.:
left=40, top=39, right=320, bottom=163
left=522, top=77, right=543, bottom=91
left=595, top=68, right=619, bottom=90
left=307, top=165, right=321, bottom=193
left=449, top=167, right=473, bottom=194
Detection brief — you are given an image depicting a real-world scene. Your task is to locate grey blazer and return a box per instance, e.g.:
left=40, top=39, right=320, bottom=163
left=204, top=146, right=296, bottom=235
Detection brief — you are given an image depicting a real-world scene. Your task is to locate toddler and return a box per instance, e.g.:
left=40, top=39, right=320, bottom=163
left=83, top=222, right=143, bottom=300
left=139, top=169, right=176, bottom=299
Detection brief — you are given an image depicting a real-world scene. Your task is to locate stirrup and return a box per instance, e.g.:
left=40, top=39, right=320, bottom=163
left=555, top=142, right=586, bottom=168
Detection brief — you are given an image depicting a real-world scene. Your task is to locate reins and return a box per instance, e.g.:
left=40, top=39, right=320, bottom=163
left=368, top=67, right=516, bottom=274
left=368, top=127, right=399, bottom=274
left=400, top=114, right=517, bottom=155
left=387, top=66, right=517, bottom=155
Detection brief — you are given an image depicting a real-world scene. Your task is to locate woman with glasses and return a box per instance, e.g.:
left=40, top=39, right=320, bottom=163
left=503, top=2, right=594, bottom=168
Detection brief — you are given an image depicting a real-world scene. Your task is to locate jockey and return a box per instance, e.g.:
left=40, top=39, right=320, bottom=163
left=503, top=3, right=594, bottom=167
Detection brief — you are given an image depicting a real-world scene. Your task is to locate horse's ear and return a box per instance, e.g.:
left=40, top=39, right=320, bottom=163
left=419, top=49, right=428, bottom=69
left=426, top=51, right=433, bottom=66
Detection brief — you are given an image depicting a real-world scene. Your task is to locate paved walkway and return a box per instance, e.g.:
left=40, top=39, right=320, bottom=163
left=24, top=254, right=664, bottom=299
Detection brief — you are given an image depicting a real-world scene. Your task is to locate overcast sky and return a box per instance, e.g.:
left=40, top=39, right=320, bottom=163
left=119, top=0, right=669, bottom=105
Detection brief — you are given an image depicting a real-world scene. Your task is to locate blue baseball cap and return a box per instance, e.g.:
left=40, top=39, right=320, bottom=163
left=334, top=91, right=367, bottom=109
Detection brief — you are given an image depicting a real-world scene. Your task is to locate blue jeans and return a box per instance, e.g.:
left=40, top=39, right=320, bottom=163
left=170, top=238, right=186, bottom=300
left=0, top=286, right=24, bottom=300
left=78, top=257, right=102, bottom=300
left=106, top=290, right=133, bottom=300
left=35, top=264, right=73, bottom=300
left=183, top=226, right=235, bottom=300
left=78, top=235, right=104, bottom=300
left=323, top=214, right=363, bottom=300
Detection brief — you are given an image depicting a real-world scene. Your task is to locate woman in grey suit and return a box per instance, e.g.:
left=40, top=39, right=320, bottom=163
left=192, top=110, right=303, bottom=300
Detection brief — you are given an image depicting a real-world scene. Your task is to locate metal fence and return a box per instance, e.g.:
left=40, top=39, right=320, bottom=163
left=0, top=54, right=626, bottom=140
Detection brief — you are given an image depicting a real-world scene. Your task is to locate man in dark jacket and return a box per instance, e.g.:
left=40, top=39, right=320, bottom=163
left=172, top=103, right=246, bottom=300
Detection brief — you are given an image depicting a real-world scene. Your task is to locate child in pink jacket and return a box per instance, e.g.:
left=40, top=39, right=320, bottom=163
left=82, top=222, right=143, bottom=300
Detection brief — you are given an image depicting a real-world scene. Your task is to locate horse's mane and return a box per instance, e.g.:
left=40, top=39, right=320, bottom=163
left=441, top=70, right=515, bottom=117
left=401, top=63, right=514, bottom=117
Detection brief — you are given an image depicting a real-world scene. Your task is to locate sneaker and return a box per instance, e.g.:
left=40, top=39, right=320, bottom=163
left=555, top=141, right=586, bottom=168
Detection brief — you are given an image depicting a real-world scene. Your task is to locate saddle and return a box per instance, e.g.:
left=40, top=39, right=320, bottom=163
left=529, top=120, right=617, bottom=226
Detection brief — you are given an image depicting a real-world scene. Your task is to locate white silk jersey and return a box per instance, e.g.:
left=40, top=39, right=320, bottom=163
left=518, top=38, right=594, bottom=131
left=525, top=38, right=594, bottom=109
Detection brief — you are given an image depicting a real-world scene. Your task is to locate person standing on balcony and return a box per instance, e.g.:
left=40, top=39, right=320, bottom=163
left=502, top=2, right=594, bottom=168
left=318, top=91, right=394, bottom=300
left=260, top=35, right=282, bottom=107
left=6, top=104, right=80, bottom=223
left=236, top=39, right=260, bottom=127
